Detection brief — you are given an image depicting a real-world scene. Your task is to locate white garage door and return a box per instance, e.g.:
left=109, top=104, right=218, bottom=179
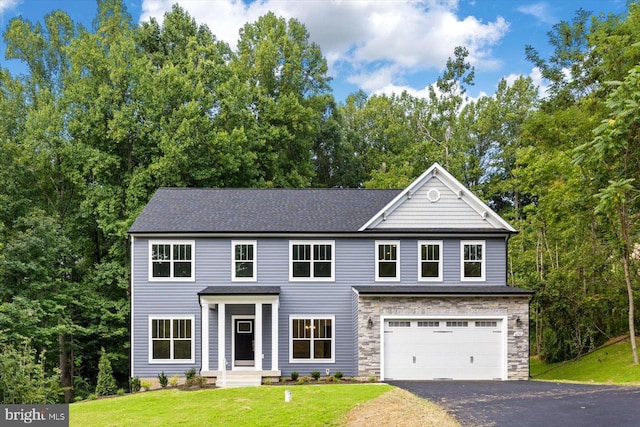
left=383, top=318, right=504, bottom=380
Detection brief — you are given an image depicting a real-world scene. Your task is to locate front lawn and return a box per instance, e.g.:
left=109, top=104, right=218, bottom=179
left=71, top=384, right=393, bottom=426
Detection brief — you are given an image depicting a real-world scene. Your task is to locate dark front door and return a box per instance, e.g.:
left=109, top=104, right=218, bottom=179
left=234, top=319, right=254, bottom=367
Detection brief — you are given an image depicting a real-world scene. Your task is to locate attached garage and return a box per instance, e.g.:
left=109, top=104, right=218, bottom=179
left=382, top=317, right=506, bottom=380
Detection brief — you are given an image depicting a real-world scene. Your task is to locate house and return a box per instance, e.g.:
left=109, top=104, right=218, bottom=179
left=128, top=163, right=532, bottom=386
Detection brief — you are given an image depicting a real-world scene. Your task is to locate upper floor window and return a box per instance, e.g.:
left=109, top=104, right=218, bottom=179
left=419, top=240, right=442, bottom=281
left=290, top=241, right=334, bottom=281
left=376, top=241, right=400, bottom=281
left=149, top=241, right=195, bottom=281
left=232, top=241, right=257, bottom=281
left=149, top=316, right=194, bottom=363
left=461, top=240, right=485, bottom=281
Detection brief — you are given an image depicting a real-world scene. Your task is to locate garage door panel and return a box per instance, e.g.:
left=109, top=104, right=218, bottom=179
left=383, top=318, right=503, bottom=380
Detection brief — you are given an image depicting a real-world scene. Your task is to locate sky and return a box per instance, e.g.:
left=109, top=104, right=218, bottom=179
left=0, top=0, right=629, bottom=102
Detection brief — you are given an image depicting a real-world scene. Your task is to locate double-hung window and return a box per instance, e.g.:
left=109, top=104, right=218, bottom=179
left=149, top=316, right=194, bottom=363
left=376, top=241, right=400, bottom=281
left=461, top=240, right=485, bottom=281
left=232, top=241, right=256, bottom=281
left=149, top=241, right=195, bottom=281
left=418, top=240, right=442, bottom=281
left=289, top=241, right=334, bottom=281
left=290, top=315, right=334, bottom=362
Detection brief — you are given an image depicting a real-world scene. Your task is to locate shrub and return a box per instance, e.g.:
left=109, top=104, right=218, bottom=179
left=117, top=388, right=125, bottom=396
left=88, top=393, right=97, bottom=400
left=298, top=376, right=310, bottom=385
left=184, top=368, right=196, bottom=380
left=332, top=376, right=340, bottom=383
left=185, top=375, right=207, bottom=388
left=140, top=380, right=153, bottom=391
left=95, top=347, right=117, bottom=396
left=0, top=342, right=59, bottom=404
left=310, top=371, right=321, bottom=380
left=290, top=371, right=299, bottom=381
left=158, top=372, right=168, bottom=388
left=169, top=375, right=179, bottom=387
left=334, top=371, right=343, bottom=379
left=368, top=376, right=377, bottom=382
left=129, top=377, right=141, bottom=393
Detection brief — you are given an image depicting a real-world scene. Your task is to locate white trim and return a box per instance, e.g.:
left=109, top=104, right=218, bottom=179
left=148, top=240, right=196, bottom=282
left=231, top=240, right=257, bottom=282
left=148, top=315, right=196, bottom=364
left=231, top=315, right=256, bottom=370
left=255, top=304, right=263, bottom=371
left=130, top=236, right=135, bottom=378
left=359, top=163, right=517, bottom=232
left=201, top=304, right=210, bottom=372
left=417, top=240, right=443, bottom=282
left=271, top=302, right=279, bottom=371
left=461, top=240, right=486, bottom=282
left=380, top=314, right=507, bottom=381
left=200, top=294, right=279, bottom=305
left=375, top=240, right=400, bottom=282
left=218, top=303, right=226, bottom=371
left=289, top=240, right=335, bottom=282
left=288, top=314, right=336, bottom=364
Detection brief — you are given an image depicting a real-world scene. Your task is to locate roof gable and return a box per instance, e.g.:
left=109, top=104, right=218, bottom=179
left=359, top=163, right=516, bottom=232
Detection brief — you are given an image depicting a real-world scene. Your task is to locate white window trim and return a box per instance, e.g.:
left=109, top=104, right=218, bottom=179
left=375, top=240, right=400, bottom=282
left=231, top=240, right=257, bottom=282
left=418, top=240, right=443, bottom=282
left=289, top=314, right=335, bottom=363
left=148, top=240, right=196, bottom=282
left=289, top=240, right=335, bottom=282
left=460, top=240, right=486, bottom=282
left=148, top=315, right=195, bottom=364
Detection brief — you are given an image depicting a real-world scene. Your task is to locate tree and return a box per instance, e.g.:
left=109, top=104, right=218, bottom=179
left=95, top=347, right=117, bottom=396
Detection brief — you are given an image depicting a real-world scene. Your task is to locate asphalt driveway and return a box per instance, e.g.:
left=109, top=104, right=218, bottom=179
left=388, top=380, right=640, bottom=427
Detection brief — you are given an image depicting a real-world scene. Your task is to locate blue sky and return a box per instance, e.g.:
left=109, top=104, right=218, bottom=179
left=0, top=0, right=628, bottom=101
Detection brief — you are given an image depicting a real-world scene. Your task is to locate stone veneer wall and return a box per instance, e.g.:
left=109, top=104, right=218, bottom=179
left=357, top=295, right=531, bottom=380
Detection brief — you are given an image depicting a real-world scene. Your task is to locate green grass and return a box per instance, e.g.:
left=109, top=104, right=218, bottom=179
left=70, top=384, right=392, bottom=427
left=531, top=338, right=640, bottom=384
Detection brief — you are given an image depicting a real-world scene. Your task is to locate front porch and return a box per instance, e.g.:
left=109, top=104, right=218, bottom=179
left=198, top=286, right=281, bottom=387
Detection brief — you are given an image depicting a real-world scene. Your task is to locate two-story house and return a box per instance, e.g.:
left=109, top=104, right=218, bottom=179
left=129, top=163, right=532, bottom=386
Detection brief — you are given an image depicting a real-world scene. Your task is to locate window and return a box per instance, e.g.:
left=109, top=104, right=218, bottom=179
left=232, top=241, right=256, bottom=281
left=149, top=316, right=194, bottom=363
left=418, top=321, right=440, bottom=327
left=475, top=321, right=498, bottom=327
left=388, top=321, right=411, bottom=327
left=446, top=321, right=469, bottom=327
left=290, top=316, right=334, bottom=362
left=418, top=241, right=442, bottom=281
left=461, top=240, right=485, bottom=281
left=376, top=241, right=400, bottom=281
left=149, top=241, right=195, bottom=281
left=289, top=241, right=334, bottom=281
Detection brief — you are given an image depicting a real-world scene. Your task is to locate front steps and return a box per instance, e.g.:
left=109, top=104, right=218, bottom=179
left=201, top=369, right=281, bottom=388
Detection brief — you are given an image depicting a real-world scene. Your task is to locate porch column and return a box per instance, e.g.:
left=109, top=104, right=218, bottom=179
left=201, top=303, right=209, bottom=372
left=271, top=301, right=279, bottom=371
left=255, top=303, right=263, bottom=370
left=217, top=303, right=226, bottom=371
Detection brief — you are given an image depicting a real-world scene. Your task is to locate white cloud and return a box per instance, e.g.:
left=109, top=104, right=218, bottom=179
left=516, top=2, right=556, bottom=24
left=0, top=0, right=20, bottom=14
left=504, top=66, right=548, bottom=98
left=140, top=0, right=510, bottom=97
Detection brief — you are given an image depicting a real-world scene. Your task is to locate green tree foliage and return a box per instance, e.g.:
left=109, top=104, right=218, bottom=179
left=95, top=347, right=117, bottom=396
left=0, top=342, right=60, bottom=404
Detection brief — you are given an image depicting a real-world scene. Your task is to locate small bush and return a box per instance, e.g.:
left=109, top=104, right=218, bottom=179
left=310, top=371, right=321, bottom=380
left=185, top=368, right=196, bottom=380
left=368, top=376, right=377, bottom=382
left=158, top=371, right=168, bottom=388
left=129, top=377, right=141, bottom=393
left=169, top=375, right=179, bottom=387
left=95, top=347, right=117, bottom=396
left=332, top=376, right=340, bottom=383
left=88, top=393, right=97, bottom=401
left=298, top=376, right=310, bottom=385
left=334, top=371, right=343, bottom=379
left=74, top=396, right=84, bottom=403
left=140, top=380, right=153, bottom=391
left=116, top=388, right=125, bottom=396
left=290, top=371, right=299, bottom=381
left=185, top=375, right=207, bottom=388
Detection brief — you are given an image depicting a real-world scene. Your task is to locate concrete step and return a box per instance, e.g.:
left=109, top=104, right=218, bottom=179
left=217, top=373, right=262, bottom=388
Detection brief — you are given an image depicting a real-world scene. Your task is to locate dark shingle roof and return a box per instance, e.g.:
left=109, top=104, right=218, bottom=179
left=353, top=285, right=533, bottom=295
left=129, top=188, right=402, bottom=233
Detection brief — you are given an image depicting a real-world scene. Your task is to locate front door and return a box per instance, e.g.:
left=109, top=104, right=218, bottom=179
left=234, top=319, right=255, bottom=367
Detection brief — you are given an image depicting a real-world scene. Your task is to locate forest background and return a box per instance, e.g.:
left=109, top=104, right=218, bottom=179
left=1, top=0, right=640, bottom=403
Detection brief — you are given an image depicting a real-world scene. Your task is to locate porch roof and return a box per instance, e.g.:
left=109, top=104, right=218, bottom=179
left=198, top=286, right=281, bottom=296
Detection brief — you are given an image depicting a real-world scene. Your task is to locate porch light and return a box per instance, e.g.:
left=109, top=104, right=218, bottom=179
left=367, top=317, right=374, bottom=329
left=516, top=316, right=522, bottom=326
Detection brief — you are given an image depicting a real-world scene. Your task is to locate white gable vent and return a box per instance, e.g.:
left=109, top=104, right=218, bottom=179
left=426, top=189, right=441, bottom=203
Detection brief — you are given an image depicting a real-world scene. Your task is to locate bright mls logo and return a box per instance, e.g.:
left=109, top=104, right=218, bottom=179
left=2, top=405, right=68, bottom=426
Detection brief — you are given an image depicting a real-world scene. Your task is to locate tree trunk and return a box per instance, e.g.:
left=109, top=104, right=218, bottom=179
left=621, top=254, right=638, bottom=364
left=59, top=334, right=73, bottom=403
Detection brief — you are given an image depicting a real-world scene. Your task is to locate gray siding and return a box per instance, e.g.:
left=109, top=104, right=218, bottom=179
left=132, top=235, right=507, bottom=377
